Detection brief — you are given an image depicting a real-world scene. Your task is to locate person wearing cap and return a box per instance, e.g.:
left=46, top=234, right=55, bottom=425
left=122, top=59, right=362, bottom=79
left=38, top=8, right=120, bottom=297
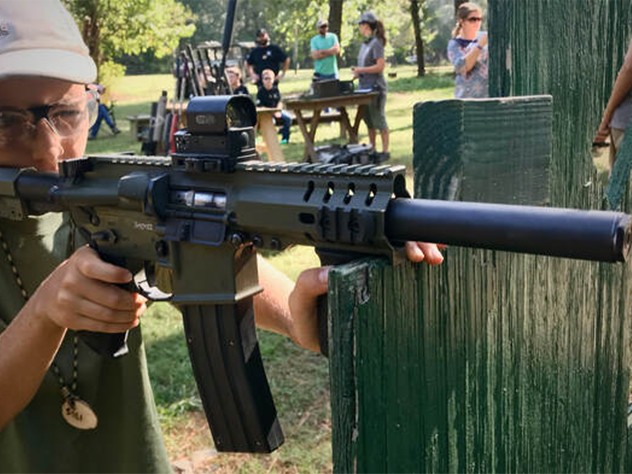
left=0, top=1, right=174, bottom=471
left=0, top=3, right=444, bottom=471
left=245, top=28, right=290, bottom=87
left=310, top=19, right=340, bottom=81
left=352, top=12, right=390, bottom=158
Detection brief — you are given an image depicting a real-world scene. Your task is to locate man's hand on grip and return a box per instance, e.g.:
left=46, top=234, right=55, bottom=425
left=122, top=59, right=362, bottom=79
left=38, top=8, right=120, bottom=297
left=25, top=246, right=147, bottom=334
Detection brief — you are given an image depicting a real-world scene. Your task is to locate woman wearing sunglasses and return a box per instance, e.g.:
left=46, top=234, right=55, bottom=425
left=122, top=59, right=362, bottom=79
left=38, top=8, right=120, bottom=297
left=447, top=2, right=488, bottom=98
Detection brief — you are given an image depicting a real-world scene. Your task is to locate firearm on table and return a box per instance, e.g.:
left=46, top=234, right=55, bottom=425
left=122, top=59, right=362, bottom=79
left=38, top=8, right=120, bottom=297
left=0, top=95, right=629, bottom=454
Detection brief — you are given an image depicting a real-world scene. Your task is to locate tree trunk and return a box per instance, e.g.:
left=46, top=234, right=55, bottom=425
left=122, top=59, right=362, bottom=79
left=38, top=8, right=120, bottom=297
left=82, top=16, right=101, bottom=77
left=328, top=0, right=343, bottom=42
left=328, top=0, right=343, bottom=68
left=78, top=0, right=102, bottom=77
left=410, top=0, right=425, bottom=77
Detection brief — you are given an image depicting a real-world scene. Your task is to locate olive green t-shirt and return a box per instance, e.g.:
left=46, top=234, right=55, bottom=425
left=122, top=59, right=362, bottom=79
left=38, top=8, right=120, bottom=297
left=0, top=215, right=172, bottom=473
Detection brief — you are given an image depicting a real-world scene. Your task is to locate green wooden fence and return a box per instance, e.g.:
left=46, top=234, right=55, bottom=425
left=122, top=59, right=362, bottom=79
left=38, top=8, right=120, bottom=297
left=328, top=1, right=632, bottom=472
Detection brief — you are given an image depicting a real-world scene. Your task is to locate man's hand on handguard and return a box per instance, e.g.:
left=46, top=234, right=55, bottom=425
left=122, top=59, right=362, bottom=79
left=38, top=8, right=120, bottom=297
left=405, top=241, right=445, bottom=264
left=287, top=266, right=329, bottom=353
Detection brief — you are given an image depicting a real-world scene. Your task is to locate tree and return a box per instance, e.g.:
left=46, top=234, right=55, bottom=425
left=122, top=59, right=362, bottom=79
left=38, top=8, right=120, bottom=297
left=63, top=0, right=195, bottom=81
left=259, top=0, right=321, bottom=69
left=178, top=0, right=226, bottom=46
left=77, top=0, right=463, bottom=78
left=328, top=0, right=343, bottom=40
left=410, top=0, right=425, bottom=76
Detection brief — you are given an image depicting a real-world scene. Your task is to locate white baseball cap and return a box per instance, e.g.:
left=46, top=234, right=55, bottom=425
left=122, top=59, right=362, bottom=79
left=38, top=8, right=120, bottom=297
left=0, top=0, right=97, bottom=83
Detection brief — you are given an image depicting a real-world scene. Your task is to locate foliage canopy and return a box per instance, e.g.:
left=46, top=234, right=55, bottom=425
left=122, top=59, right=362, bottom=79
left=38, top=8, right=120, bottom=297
left=64, top=0, right=468, bottom=79
left=62, top=0, right=195, bottom=82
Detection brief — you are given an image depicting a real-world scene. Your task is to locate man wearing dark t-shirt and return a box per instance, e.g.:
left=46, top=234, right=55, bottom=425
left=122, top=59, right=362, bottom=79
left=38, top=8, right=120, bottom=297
left=256, top=69, right=291, bottom=144
left=246, top=28, right=290, bottom=86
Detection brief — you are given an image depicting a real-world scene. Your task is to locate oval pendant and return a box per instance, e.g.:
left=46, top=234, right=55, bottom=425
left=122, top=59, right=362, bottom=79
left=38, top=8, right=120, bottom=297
left=62, top=397, right=98, bottom=430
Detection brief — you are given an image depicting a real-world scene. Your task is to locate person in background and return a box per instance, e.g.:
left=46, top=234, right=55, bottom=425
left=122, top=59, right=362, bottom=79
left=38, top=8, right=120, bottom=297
left=256, top=68, right=292, bottom=144
left=594, top=38, right=632, bottom=173
left=447, top=2, right=488, bottom=98
left=352, top=11, right=389, bottom=159
left=87, top=83, right=120, bottom=139
left=245, top=28, right=290, bottom=87
left=226, top=66, right=250, bottom=95
left=310, top=18, right=340, bottom=81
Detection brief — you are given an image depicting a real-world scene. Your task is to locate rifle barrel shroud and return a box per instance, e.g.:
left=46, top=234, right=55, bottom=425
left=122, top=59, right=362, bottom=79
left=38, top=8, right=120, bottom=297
left=7, top=163, right=630, bottom=263
left=0, top=96, right=629, bottom=454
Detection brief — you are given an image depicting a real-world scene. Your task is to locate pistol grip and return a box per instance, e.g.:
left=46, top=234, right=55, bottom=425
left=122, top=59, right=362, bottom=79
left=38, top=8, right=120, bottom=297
left=77, top=249, right=132, bottom=357
left=77, top=330, right=129, bottom=357
left=180, top=299, right=284, bottom=453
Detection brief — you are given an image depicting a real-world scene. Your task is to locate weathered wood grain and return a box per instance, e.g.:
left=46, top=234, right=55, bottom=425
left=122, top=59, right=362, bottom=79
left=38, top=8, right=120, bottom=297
left=329, top=1, right=632, bottom=472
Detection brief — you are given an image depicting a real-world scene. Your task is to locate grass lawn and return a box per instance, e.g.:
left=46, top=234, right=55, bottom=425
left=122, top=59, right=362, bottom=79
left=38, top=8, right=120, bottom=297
left=85, top=64, right=454, bottom=473
left=90, top=65, right=454, bottom=166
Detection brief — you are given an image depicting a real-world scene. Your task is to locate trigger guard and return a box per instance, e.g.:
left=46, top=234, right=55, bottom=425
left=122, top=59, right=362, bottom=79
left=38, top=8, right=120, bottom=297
left=133, top=269, right=173, bottom=302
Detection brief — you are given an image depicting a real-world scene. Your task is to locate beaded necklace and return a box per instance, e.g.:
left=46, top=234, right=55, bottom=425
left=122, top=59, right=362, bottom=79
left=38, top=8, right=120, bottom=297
left=0, top=228, right=98, bottom=429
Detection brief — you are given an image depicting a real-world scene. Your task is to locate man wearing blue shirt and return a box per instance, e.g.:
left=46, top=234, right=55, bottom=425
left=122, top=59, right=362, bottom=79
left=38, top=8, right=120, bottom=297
left=310, top=19, right=340, bottom=81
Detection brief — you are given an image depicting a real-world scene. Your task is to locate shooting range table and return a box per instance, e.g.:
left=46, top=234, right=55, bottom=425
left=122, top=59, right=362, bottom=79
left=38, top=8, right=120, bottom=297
left=126, top=114, right=152, bottom=141
left=285, top=91, right=379, bottom=162
left=256, top=107, right=285, bottom=162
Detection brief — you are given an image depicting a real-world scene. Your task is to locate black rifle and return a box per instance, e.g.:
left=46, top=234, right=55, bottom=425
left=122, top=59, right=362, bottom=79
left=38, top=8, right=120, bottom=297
left=0, top=96, right=629, bottom=453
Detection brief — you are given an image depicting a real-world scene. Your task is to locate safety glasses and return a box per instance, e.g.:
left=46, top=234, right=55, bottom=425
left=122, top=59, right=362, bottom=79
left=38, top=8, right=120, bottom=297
left=0, top=89, right=98, bottom=145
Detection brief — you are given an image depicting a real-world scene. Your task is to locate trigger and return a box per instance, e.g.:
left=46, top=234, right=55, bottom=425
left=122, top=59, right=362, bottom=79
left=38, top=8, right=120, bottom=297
left=118, top=279, right=138, bottom=293
left=133, top=267, right=172, bottom=302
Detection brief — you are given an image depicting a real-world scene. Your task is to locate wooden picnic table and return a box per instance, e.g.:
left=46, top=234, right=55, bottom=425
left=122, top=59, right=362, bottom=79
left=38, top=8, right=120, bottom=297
left=256, top=107, right=285, bottom=162
left=126, top=114, right=152, bottom=141
left=285, top=92, right=379, bottom=162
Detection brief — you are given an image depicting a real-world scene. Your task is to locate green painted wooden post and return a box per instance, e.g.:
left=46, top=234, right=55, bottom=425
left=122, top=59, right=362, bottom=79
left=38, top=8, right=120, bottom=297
left=413, top=96, right=552, bottom=205
left=329, top=0, right=632, bottom=472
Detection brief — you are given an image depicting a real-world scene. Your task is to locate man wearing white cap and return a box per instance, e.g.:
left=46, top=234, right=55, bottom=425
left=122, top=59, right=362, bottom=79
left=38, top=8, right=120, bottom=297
left=0, top=1, right=174, bottom=471
left=0, top=1, right=443, bottom=471
left=310, top=19, right=340, bottom=81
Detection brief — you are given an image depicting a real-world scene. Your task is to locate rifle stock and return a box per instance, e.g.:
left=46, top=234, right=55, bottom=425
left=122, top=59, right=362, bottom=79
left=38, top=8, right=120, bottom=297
left=0, top=96, right=629, bottom=453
